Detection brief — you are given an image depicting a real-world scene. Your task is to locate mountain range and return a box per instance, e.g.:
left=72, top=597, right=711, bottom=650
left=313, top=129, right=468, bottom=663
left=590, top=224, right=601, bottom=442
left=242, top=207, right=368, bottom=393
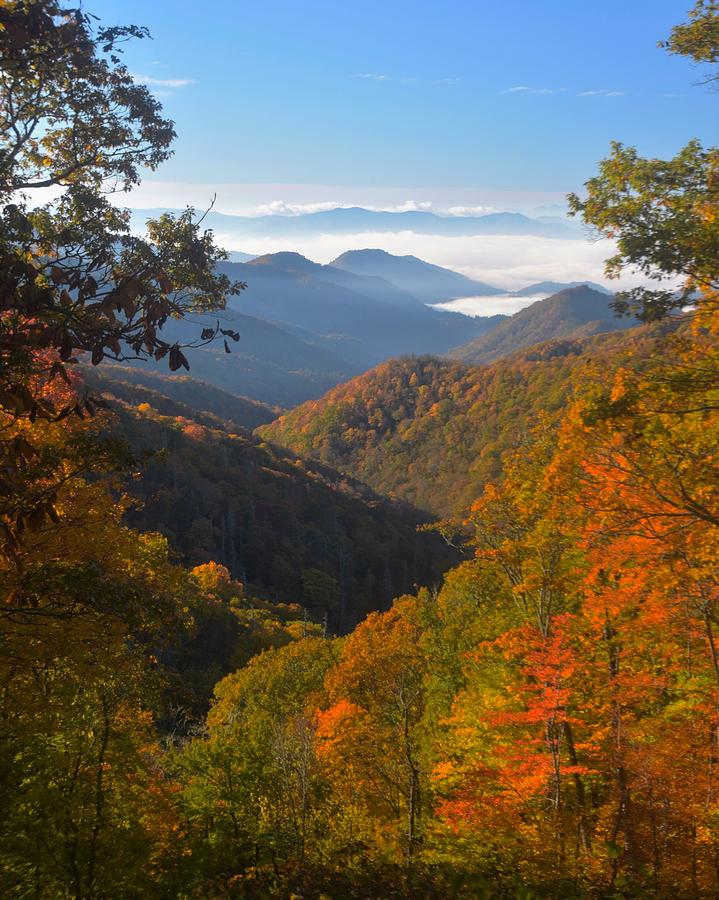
left=118, top=250, right=509, bottom=404
left=111, top=247, right=623, bottom=408
left=216, top=252, right=503, bottom=361
left=131, top=206, right=582, bottom=240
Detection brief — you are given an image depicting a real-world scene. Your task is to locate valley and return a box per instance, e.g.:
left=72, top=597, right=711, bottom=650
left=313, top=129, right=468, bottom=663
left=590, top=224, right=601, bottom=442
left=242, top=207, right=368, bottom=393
left=4, top=2, right=717, bottom=896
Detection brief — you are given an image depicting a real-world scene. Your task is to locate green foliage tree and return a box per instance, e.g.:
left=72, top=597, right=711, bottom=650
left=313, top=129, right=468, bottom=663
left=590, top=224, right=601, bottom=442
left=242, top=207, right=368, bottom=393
left=568, top=1, right=719, bottom=322
left=172, top=637, right=337, bottom=892
left=319, top=597, right=429, bottom=866
left=664, top=0, right=719, bottom=82
left=0, top=477, right=184, bottom=897
left=568, top=140, right=719, bottom=321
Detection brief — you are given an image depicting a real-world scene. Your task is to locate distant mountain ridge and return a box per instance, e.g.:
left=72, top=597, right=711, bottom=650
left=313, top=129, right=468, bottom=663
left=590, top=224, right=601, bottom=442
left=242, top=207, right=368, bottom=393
left=130, top=206, right=580, bottom=240
left=330, top=249, right=502, bottom=302
left=247, top=251, right=429, bottom=310
left=216, top=252, right=504, bottom=365
left=449, top=286, right=632, bottom=365
left=510, top=280, right=612, bottom=297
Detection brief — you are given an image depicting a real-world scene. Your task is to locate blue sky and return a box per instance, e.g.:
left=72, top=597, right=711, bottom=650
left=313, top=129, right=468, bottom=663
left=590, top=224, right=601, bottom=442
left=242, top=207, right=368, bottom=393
left=89, top=0, right=718, bottom=213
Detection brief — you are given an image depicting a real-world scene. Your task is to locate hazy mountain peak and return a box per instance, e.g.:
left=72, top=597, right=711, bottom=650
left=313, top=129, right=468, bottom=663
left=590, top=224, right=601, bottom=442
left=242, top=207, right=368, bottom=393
left=512, top=279, right=612, bottom=297
left=248, top=251, right=318, bottom=271
left=333, top=248, right=395, bottom=261
left=330, top=248, right=503, bottom=301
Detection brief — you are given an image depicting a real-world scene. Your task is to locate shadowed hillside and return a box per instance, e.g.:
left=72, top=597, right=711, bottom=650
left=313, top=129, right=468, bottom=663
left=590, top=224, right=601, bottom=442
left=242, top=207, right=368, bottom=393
left=96, top=387, right=456, bottom=632
left=216, top=254, right=504, bottom=363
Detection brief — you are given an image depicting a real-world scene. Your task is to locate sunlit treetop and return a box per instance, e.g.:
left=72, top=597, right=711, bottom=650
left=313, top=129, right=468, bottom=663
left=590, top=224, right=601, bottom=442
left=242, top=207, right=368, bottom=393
left=569, top=0, right=719, bottom=323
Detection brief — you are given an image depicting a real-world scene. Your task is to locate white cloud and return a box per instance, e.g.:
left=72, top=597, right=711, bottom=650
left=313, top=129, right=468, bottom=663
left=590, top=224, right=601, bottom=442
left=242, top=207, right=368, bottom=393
left=377, top=200, right=434, bottom=212
left=132, top=74, right=195, bottom=88
left=225, top=199, right=498, bottom=218
left=504, top=86, right=567, bottom=95
left=505, top=86, right=624, bottom=98
left=250, top=200, right=346, bottom=216
left=352, top=73, right=391, bottom=81
left=579, top=89, right=624, bottom=97
left=445, top=205, right=498, bottom=217
left=244, top=199, right=439, bottom=216
left=432, top=294, right=552, bottom=316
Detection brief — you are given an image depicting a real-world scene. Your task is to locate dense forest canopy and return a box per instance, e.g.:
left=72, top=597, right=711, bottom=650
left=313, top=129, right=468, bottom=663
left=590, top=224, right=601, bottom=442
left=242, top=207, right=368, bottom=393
left=259, top=324, right=679, bottom=518
left=2, top=1, right=719, bottom=898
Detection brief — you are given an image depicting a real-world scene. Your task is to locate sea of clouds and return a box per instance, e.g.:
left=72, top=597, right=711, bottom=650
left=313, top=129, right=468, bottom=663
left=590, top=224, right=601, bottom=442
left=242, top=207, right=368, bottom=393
left=431, top=293, right=552, bottom=317
left=212, top=229, right=631, bottom=303
left=117, top=183, right=655, bottom=309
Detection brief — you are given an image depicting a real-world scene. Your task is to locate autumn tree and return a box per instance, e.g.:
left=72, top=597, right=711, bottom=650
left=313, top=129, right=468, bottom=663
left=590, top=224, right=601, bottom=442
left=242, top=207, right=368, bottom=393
left=664, top=0, right=719, bottom=86
left=0, top=0, right=243, bottom=559
left=0, top=473, right=188, bottom=896
left=318, top=597, right=429, bottom=866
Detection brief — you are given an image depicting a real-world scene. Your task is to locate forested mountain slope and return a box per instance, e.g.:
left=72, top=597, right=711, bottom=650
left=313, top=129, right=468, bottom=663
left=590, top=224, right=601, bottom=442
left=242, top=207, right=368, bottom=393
left=98, top=390, right=455, bottom=632
left=259, top=324, right=675, bottom=517
left=83, top=365, right=280, bottom=429
left=449, top=285, right=634, bottom=365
